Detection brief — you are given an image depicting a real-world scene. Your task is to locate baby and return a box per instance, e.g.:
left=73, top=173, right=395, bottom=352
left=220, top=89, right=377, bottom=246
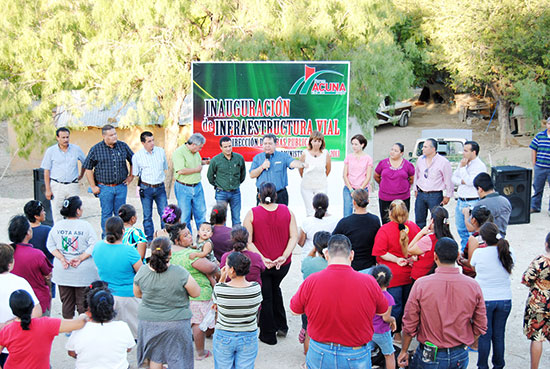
left=189, top=222, right=216, bottom=262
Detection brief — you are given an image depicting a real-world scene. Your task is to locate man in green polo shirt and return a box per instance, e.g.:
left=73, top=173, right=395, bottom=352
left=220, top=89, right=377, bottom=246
left=173, top=133, right=208, bottom=230
left=207, top=136, right=246, bottom=226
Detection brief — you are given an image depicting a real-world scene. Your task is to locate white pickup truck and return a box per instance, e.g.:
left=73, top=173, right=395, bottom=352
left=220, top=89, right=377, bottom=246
left=375, top=97, right=412, bottom=127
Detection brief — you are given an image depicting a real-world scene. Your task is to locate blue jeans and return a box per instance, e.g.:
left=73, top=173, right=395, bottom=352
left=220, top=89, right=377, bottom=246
left=307, top=339, right=372, bottom=369
left=98, top=183, right=127, bottom=237
left=174, top=181, right=206, bottom=231
left=213, top=329, right=258, bottom=369
left=455, top=198, right=478, bottom=251
left=387, top=284, right=412, bottom=333
left=215, top=188, right=241, bottom=226
left=410, top=344, right=468, bottom=369
left=477, top=299, right=511, bottom=369
left=531, top=166, right=550, bottom=212
left=415, top=191, right=443, bottom=228
left=140, top=183, right=168, bottom=242
left=343, top=186, right=354, bottom=217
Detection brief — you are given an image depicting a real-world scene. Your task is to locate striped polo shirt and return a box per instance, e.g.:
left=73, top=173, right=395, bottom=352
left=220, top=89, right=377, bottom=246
left=530, top=129, right=550, bottom=168
left=213, top=282, right=262, bottom=332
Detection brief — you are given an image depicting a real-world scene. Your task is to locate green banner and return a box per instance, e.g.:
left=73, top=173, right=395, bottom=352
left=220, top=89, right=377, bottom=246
left=192, top=62, right=349, bottom=161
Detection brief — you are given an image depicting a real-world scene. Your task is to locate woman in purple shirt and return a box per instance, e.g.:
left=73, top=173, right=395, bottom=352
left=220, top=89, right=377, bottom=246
left=374, top=143, right=415, bottom=224
left=220, top=226, right=265, bottom=286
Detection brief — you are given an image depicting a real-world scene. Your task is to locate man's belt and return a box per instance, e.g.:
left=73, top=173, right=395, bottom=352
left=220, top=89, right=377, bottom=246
left=419, top=343, right=466, bottom=351
left=176, top=179, right=198, bottom=187
left=52, top=178, right=78, bottom=185
left=418, top=188, right=443, bottom=194
left=457, top=197, right=478, bottom=201
left=317, top=341, right=366, bottom=350
left=140, top=180, right=164, bottom=188
left=98, top=182, right=122, bottom=187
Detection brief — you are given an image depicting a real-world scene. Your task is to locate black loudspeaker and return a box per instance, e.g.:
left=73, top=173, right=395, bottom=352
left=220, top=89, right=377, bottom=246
left=491, top=166, right=532, bottom=225
left=33, top=168, right=54, bottom=226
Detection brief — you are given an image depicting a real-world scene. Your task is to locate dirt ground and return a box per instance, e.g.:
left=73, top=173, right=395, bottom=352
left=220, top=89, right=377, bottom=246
left=1, top=103, right=549, bottom=368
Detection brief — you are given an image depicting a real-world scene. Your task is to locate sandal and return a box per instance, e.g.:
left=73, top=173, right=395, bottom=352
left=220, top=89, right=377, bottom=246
left=196, top=350, right=212, bottom=361
left=299, top=328, right=306, bottom=344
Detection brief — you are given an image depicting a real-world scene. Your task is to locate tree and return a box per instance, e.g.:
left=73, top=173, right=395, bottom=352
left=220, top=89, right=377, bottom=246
left=0, top=0, right=418, bottom=165
left=412, top=0, right=550, bottom=146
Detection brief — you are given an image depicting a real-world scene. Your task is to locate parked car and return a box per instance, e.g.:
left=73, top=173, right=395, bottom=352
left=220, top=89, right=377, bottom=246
left=408, top=129, right=473, bottom=170
left=375, top=97, right=412, bottom=127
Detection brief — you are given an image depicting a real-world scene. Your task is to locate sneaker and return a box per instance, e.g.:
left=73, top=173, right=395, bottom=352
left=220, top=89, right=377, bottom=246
left=530, top=208, right=541, bottom=213
left=277, top=329, right=288, bottom=338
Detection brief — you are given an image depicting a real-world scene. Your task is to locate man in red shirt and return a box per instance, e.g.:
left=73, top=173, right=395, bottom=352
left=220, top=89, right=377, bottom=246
left=397, top=237, right=487, bottom=369
left=290, top=234, right=388, bottom=369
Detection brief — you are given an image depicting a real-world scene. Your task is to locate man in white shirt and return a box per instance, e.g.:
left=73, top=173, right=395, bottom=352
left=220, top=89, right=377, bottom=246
left=452, top=141, right=486, bottom=251
left=41, top=127, right=86, bottom=223
left=132, top=131, right=168, bottom=242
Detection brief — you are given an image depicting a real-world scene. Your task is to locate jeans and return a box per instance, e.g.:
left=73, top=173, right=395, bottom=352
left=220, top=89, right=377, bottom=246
left=174, top=181, right=206, bottom=231
left=140, top=183, right=168, bottom=242
left=98, top=183, right=127, bottom=237
left=307, top=339, right=372, bottom=369
left=259, top=263, right=290, bottom=344
left=415, top=191, right=443, bottom=228
left=477, top=299, right=511, bottom=369
left=343, top=186, right=354, bottom=217
left=531, top=166, right=550, bottom=212
left=410, top=344, right=468, bottom=369
left=215, top=188, right=242, bottom=226
left=455, top=198, right=478, bottom=251
left=213, top=329, right=258, bottom=369
left=387, top=284, right=412, bottom=333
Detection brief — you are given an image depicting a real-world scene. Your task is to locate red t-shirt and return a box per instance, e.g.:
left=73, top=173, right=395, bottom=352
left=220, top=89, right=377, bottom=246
left=290, top=264, right=388, bottom=346
left=251, top=205, right=291, bottom=266
left=11, top=243, right=53, bottom=312
left=0, top=317, right=61, bottom=369
left=372, top=221, right=421, bottom=287
left=411, top=234, right=436, bottom=280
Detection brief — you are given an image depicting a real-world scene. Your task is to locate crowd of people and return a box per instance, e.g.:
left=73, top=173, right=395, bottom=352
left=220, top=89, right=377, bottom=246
left=0, top=122, right=549, bottom=369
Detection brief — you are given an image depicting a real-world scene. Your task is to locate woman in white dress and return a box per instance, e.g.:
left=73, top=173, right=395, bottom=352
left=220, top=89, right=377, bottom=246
left=299, top=131, right=331, bottom=217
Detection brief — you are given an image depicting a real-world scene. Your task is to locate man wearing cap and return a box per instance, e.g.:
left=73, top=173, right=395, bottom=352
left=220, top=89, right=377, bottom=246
left=398, top=237, right=487, bottom=369
left=83, top=124, right=134, bottom=236
left=172, top=133, right=208, bottom=230
left=530, top=117, right=550, bottom=215
left=132, top=131, right=168, bottom=242
left=41, top=127, right=86, bottom=223
left=290, top=234, right=388, bottom=369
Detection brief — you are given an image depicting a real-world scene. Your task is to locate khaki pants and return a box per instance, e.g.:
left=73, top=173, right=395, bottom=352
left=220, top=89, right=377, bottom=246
left=114, top=295, right=140, bottom=339
left=50, top=181, right=80, bottom=223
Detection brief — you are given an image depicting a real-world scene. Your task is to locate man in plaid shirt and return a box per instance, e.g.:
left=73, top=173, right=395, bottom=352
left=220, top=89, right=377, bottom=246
left=84, top=124, right=134, bottom=236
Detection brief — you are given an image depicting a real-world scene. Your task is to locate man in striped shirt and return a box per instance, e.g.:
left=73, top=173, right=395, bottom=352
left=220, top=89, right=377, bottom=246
left=132, top=131, right=168, bottom=241
left=530, top=118, right=550, bottom=214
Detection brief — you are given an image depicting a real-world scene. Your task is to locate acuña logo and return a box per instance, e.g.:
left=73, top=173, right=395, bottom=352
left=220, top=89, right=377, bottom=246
left=289, top=65, right=347, bottom=95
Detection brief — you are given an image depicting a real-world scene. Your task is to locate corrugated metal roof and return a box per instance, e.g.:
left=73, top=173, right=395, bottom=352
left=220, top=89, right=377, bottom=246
left=54, top=92, right=191, bottom=128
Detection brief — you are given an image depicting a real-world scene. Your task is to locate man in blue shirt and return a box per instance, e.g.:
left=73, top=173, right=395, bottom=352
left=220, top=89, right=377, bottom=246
left=132, top=131, right=168, bottom=241
left=41, top=127, right=86, bottom=223
left=250, top=133, right=305, bottom=205
left=530, top=117, right=550, bottom=214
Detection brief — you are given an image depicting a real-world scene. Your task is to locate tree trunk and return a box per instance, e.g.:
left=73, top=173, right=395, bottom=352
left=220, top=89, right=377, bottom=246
left=489, top=82, right=511, bottom=148
left=496, top=97, right=510, bottom=148
left=164, top=90, right=187, bottom=200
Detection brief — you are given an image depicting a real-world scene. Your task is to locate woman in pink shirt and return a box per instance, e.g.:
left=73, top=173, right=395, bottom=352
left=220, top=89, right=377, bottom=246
left=343, top=134, right=373, bottom=217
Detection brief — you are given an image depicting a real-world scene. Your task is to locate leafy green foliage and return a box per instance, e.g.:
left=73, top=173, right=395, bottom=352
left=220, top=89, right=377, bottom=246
left=0, top=0, right=420, bottom=156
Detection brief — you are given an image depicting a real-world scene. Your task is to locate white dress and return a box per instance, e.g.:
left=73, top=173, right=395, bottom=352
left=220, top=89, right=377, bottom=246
left=301, top=150, right=328, bottom=216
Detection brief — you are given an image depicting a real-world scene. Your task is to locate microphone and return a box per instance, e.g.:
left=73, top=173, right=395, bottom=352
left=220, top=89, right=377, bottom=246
left=265, top=153, right=271, bottom=171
